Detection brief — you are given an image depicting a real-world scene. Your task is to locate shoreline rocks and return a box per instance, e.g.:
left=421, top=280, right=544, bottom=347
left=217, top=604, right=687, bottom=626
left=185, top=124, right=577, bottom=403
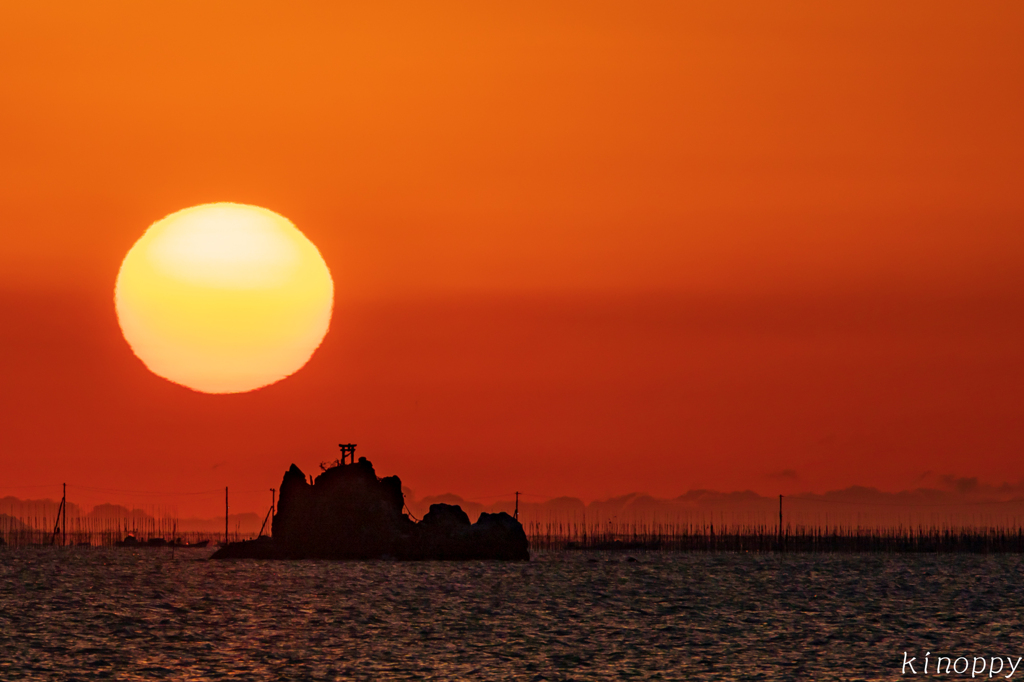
left=211, top=458, right=529, bottom=561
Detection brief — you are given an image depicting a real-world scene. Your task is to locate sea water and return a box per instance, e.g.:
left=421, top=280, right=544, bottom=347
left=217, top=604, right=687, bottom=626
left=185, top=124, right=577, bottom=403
left=1, top=548, right=1022, bottom=680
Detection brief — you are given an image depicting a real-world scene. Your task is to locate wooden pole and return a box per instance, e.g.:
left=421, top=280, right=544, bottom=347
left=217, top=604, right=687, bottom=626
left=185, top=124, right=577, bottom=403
left=514, top=491, right=520, bottom=520
left=258, top=489, right=277, bottom=538
left=778, top=494, right=783, bottom=552
left=225, top=486, right=229, bottom=546
left=62, top=483, right=66, bottom=547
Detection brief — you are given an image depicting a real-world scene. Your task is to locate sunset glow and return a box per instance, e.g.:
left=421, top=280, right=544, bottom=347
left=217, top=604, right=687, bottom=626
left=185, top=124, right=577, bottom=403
left=114, top=203, right=333, bottom=393
left=3, top=4, right=1024, bottom=677
left=1, top=1, right=1022, bottom=513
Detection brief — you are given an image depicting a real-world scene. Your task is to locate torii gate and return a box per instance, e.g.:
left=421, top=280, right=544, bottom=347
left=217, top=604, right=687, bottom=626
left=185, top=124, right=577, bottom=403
left=337, top=443, right=357, bottom=465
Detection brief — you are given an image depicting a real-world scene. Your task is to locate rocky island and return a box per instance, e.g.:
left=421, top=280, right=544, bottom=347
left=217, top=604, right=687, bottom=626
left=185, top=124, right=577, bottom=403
left=212, top=453, right=529, bottom=561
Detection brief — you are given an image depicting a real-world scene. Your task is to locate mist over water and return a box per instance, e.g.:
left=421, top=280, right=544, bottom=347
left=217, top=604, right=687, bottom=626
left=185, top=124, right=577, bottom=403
left=1, top=549, right=1022, bottom=680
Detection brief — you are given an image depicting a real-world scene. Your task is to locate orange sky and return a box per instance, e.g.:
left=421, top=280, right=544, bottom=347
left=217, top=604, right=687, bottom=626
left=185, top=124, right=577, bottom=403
left=1, top=2, right=1023, bottom=516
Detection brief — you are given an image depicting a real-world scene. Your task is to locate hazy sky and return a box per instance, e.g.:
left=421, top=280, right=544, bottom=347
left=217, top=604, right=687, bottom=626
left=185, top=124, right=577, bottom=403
left=2, top=1, right=1022, bottom=516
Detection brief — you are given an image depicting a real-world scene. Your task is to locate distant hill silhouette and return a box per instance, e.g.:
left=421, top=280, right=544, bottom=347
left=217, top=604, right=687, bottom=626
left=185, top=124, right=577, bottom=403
left=406, top=478, right=1024, bottom=531
left=0, top=495, right=82, bottom=520
left=5, top=469, right=1024, bottom=542
left=80, top=502, right=262, bottom=534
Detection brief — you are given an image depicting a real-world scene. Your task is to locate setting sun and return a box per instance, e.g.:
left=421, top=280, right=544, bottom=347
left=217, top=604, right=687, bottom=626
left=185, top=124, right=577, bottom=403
left=114, top=203, right=333, bottom=393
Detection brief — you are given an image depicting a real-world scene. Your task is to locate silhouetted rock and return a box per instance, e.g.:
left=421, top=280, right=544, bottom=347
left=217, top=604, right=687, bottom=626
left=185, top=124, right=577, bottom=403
left=470, top=512, right=531, bottom=560
left=422, top=502, right=471, bottom=530
left=212, top=458, right=529, bottom=561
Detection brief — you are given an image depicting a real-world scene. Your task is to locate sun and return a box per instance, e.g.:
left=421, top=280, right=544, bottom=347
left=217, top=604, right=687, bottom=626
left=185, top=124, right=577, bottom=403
left=115, top=203, right=334, bottom=394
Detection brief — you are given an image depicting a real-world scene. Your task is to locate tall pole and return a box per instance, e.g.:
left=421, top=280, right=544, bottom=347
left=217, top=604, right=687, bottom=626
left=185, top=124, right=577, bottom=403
left=225, top=486, right=229, bottom=546
left=778, top=494, right=783, bottom=551
left=62, top=483, right=66, bottom=547
left=258, top=488, right=278, bottom=538
left=514, top=491, right=520, bottom=520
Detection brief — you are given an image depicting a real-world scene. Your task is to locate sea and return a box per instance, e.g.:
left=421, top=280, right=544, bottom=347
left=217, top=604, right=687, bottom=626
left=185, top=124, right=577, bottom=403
left=1, top=548, right=1022, bottom=681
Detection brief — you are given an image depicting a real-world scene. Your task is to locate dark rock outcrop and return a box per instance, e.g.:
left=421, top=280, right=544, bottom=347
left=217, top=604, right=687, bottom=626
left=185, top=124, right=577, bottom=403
left=212, top=458, right=529, bottom=561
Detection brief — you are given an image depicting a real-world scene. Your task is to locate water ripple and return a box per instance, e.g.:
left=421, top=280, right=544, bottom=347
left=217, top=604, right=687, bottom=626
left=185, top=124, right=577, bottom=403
left=1, top=549, right=1022, bottom=680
